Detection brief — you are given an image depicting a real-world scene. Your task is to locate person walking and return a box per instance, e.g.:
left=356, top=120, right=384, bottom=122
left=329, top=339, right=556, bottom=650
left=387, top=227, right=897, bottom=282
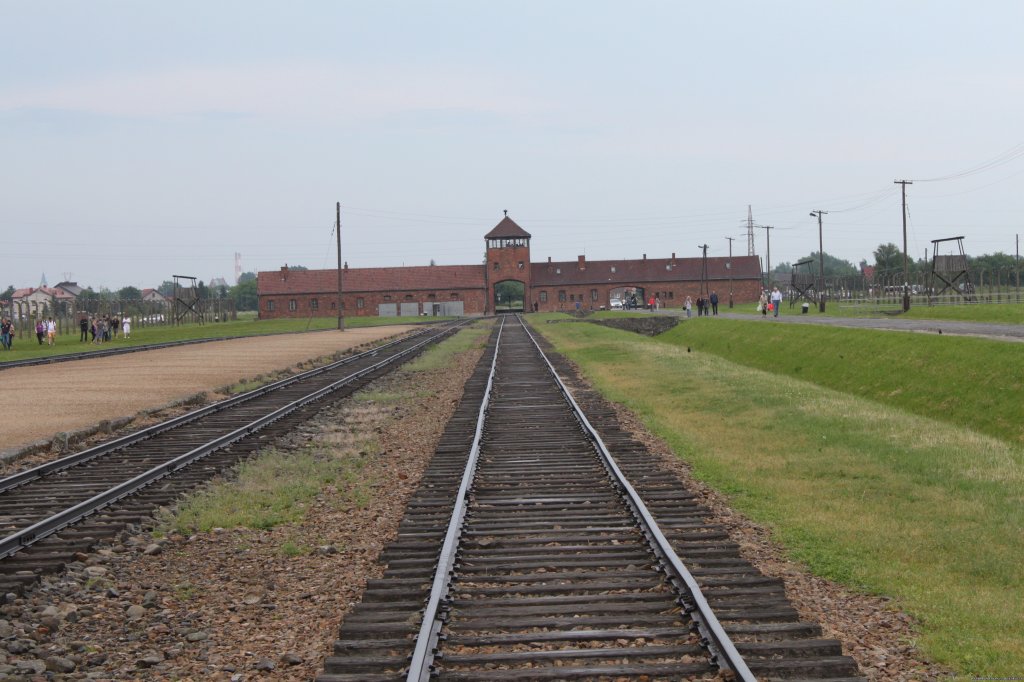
left=771, top=287, right=783, bottom=318
left=46, top=317, right=57, bottom=346
left=35, top=319, right=45, bottom=345
left=0, top=318, right=12, bottom=350
left=122, top=316, right=131, bottom=339
left=79, top=316, right=89, bottom=342
left=710, top=291, right=719, bottom=316
left=759, top=290, right=769, bottom=317
left=684, top=296, right=692, bottom=318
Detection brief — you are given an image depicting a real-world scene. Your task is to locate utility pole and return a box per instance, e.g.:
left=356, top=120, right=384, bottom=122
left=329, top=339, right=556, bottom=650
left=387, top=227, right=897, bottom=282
left=698, top=244, right=709, bottom=299
left=746, top=205, right=755, bottom=256
left=895, top=180, right=913, bottom=312
left=725, top=236, right=735, bottom=308
left=757, top=224, right=774, bottom=289
left=336, top=202, right=345, bottom=331
left=810, top=210, right=828, bottom=312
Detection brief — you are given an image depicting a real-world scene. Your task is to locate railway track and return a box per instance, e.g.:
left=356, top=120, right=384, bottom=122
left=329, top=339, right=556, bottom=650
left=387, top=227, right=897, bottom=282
left=319, top=316, right=863, bottom=681
left=0, top=321, right=467, bottom=595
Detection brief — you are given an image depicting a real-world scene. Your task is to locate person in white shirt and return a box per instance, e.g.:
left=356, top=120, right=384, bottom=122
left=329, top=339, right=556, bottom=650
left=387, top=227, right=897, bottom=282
left=770, top=287, right=783, bottom=317
left=122, top=317, right=131, bottom=339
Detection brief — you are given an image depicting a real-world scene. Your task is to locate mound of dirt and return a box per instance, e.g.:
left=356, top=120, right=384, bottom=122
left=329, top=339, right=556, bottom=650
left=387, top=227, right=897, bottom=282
left=589, top=316, right=679, bottom=336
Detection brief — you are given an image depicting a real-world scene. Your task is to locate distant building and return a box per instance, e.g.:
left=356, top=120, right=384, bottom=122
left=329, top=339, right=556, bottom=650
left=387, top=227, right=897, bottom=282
left=257, top=216, right=763, bottom=318
left=11, top=286, right=77, bottom=313
left=54, top=281, right=85, bottom=298
left=141, top=288, right=169, bottom=303
left=209, top=277, right=229, bottom=289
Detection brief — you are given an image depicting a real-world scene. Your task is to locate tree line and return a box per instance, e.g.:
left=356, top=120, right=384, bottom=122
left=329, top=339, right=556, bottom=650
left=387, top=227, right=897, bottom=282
left=771, top=245, right=1021, bottom=278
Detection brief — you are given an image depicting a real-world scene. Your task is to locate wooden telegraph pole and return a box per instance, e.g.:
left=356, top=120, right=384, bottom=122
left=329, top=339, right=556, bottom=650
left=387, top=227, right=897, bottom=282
left=895, top=180, right=913, bottom=312
left=336, top=202, right=345, bottom=331
left=725, top=236, right=735, bottom=308
left=810, top=210, right=828, bottom=312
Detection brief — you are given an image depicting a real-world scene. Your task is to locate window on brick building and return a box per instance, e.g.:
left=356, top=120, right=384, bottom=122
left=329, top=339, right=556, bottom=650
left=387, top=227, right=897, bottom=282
left=450, top=293, right=458, bottom=300
left=518, top=261, right=524, bottom=270
left=569, top=294, right=575, bottom=301
left=428, top=293, right=436, bottom=300
left=288, top=299, right=297, bottom=311
left=539, top=291, right=548, bottom=303
left=558, top=290, right=566, bottom=302
left=405, top=294, right=413, bottom=300
left=356, top=297, right=364, bottom=309
left=493, top=262, right=500, bottom=270
left=668, top=291, right=674, bottom=299
left=383, top=295, right=391, bottom=301
left=267, top=300, right=275, bottom=311
left=331, top=301, right=337, bottom=309
left=310, top=298, right=318, bottom=310
left=590, top=289, right=598, bottom=301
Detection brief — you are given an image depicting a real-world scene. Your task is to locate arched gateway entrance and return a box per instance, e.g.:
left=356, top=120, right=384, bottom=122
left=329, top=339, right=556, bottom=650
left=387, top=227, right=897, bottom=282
left=494, top=280, right=525, bottom=312
left=609, top=285, right=647, bottom=310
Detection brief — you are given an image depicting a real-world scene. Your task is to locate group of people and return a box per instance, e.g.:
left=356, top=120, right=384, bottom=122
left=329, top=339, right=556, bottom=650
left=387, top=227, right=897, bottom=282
left=81, top=315, right=131, bottom=343
left=758, top=287, right=784, bottom=317
left=33, top=318, right=58, bottom=345
left=683, top=291, right=720, bottom=318
left=0, top=314, right=133, bottom=351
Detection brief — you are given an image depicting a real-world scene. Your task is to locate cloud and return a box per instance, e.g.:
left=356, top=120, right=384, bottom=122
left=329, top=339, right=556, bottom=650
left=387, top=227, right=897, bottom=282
left=0, top=61, right=545, bottom=124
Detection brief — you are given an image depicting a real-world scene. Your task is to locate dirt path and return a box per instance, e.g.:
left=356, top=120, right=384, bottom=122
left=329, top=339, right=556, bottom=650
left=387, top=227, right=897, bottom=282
left=0, top=326, right=415, bottom=455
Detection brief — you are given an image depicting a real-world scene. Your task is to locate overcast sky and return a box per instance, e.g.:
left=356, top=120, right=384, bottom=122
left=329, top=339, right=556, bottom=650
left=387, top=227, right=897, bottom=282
left=2, top=1, right=1022, bottom=290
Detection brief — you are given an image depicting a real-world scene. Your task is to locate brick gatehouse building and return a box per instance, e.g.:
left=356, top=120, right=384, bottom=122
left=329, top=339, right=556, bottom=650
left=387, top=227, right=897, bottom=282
left=256, top=215, right=763, bottom=318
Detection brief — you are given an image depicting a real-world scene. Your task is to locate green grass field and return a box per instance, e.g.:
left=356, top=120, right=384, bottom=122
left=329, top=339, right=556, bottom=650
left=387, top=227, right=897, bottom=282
left=533, top=315, right=1024, bottom=677
left=0, top=314, right=446, bottom=363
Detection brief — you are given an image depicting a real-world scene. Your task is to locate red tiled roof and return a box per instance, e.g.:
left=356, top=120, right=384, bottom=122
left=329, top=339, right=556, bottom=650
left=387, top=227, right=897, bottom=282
left=258, top=265, right=486, bottom=296
left=484, top=216, right=531, bottom=240
left=530, top=255, right=761, bottom=287
left=10, top=286, right=76, bottom=300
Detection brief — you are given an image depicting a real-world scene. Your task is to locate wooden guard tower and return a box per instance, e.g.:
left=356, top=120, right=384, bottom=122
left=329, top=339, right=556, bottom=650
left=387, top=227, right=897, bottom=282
left=484, top=212, right=531, bottom=314
left=930, top=237, right=974, bottom=302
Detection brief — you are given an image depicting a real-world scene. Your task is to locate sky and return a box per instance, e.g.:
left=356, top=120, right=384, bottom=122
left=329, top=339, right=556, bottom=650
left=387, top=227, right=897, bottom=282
left=2, top=1, right=1023, bottom=291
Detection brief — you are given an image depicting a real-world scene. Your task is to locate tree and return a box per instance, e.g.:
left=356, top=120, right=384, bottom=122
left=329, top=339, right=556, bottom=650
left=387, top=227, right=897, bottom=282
left=789, top=252, right=858, bottom=277
left=231, top=279, right=258, bottom=310
left=118, top=286, right=142, bottom=301
left=237, top=271, right=256, bottom=284
left=873, top=243, right=903, bottom=274
left=1, top=285, right=13, bottom=302
left=157, top=280, right=175, bottom=297
left=970, top=252, right=1017, bottom=271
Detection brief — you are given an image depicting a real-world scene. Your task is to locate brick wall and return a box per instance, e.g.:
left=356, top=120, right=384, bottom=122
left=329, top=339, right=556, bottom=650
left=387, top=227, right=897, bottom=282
left=259, top=288, right=488, bottom=319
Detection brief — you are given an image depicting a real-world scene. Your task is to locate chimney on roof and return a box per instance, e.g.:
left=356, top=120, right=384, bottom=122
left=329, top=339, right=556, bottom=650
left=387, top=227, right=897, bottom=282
left=343, top=262, right=348, bottom=271
left=547, top=256, right=551, bottom=263
left=671, top=252, right=676, bottom=260
left=643, top=254, right=647, bottom=261
left=577, top=255, right=585, bottom=271
left=281, top=264, right=289, bottom=281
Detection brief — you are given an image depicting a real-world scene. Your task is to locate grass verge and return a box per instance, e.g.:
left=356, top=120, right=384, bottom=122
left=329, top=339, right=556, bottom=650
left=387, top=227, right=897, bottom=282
left=674, top=318, right=1024, bottom=445
left=534, top=319, right=1024, bottom=677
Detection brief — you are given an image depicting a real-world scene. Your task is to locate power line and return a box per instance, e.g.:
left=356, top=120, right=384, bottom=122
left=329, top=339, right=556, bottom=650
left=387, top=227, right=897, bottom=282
left=913, top=142, right=1024, bottom=182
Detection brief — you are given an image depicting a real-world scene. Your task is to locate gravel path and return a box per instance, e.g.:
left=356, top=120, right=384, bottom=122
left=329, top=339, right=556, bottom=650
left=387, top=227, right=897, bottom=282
left=714, top=310, right=1024, bottom=341
left=0, top=326, right=415, bottom=458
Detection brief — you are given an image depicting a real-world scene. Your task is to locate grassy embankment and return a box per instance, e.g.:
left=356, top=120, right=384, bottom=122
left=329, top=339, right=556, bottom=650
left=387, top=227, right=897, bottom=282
left=0, top=314, right=444, bottom=363
left=163, top=321, right=492, bottom=544
left=533, top=314, right=1023, bottom=678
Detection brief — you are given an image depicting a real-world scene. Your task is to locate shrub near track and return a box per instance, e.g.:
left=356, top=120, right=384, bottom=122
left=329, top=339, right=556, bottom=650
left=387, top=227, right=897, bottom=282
left=534, top=318, right=1024, bottom=678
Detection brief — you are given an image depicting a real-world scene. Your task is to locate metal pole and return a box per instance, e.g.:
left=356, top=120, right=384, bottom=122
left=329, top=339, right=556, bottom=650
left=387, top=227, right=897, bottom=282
left=336, top=202, right=345, bottom=331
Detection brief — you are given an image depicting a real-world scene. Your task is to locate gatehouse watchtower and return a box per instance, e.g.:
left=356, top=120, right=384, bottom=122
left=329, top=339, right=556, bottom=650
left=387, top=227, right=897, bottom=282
left=484, top=212, right=531, bottom=313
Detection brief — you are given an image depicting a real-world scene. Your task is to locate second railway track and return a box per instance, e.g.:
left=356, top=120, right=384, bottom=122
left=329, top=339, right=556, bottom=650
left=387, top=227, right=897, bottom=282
left=320, top=316, right=864, bottom=681
left=0, top=321, right=467, bottom=595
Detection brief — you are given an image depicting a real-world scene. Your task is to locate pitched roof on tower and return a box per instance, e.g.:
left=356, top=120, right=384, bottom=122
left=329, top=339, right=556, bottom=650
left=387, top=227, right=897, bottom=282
left=484, top=215, right=531, bottom=240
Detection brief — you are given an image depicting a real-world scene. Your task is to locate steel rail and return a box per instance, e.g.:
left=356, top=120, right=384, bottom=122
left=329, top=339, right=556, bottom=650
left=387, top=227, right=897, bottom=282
left=0, top=326, right=437, bottom=494
left=405, top=317, right=504, bottom=682
left=518, top=314, right=757, bottom=682
left=0, top=321, right=468, bottom=561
